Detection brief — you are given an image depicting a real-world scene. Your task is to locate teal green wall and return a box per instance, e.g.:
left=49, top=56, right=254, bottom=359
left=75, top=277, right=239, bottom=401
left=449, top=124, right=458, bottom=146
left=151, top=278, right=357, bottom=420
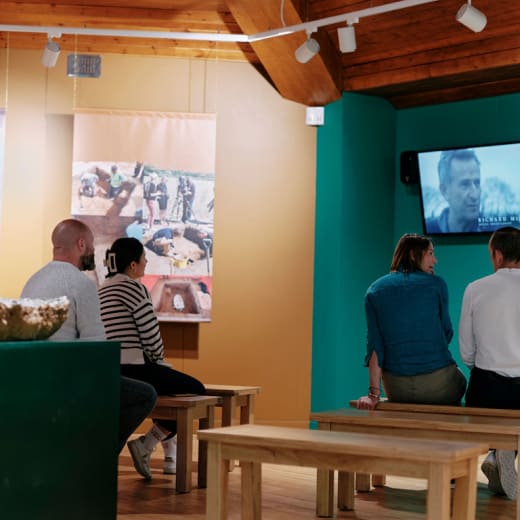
left=312, top=91, right=520, bottom=412
left=311, top=92, right=396, bottom=412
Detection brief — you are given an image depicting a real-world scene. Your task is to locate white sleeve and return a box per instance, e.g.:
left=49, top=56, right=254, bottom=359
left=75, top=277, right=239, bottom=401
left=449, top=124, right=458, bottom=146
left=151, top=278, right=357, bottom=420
left=458, top=284, right=475, bottom=369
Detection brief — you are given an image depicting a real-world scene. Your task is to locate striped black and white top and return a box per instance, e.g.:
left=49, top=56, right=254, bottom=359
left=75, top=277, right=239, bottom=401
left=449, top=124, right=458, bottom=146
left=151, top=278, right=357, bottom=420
left=98, top=273, right=164, bottom=364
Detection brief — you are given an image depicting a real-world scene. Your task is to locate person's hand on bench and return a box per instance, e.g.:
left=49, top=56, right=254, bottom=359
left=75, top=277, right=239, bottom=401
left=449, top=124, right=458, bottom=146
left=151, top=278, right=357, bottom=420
left=355, top=395, right=379, bottom=410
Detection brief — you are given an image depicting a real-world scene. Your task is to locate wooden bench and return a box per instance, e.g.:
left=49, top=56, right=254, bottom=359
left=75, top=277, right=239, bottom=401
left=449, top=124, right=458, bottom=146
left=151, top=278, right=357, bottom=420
left=204, top=384, right=261, bottom=427
left=348, top=399, right=520, bottom=491
left=349, top=398, right=520, bottom=418
left=310, top=408, right=520, bottom=519
left=198, top=423, right=487, bottom=520
left=149, top=394, right=221, bottom=493
left=204, top=384, right=261, bottom=471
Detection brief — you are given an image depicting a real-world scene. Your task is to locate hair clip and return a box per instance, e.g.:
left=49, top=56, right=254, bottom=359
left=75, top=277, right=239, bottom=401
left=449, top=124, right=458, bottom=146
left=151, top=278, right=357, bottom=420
left=106, top=251, right=117, bottom=273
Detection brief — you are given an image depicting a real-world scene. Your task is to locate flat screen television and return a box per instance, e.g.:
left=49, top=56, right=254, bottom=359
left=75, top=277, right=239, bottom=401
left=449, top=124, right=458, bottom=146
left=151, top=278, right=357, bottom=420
left=410, top=142, right=520, bottom=236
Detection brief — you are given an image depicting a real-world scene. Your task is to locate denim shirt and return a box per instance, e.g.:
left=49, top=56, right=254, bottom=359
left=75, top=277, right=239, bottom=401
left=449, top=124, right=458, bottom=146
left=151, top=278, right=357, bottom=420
left=364, top=270, right=455, bottom=376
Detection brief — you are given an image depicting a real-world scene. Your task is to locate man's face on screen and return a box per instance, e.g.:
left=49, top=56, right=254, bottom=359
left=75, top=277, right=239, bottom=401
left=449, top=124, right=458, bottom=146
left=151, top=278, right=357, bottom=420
left=441, top=157, right=481, bottom=227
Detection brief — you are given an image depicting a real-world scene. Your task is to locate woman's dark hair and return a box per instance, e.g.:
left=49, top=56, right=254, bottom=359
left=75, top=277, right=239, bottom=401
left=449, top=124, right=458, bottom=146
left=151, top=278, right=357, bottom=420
left=390, top=233, right=433, bottom=272
left=105, top=237, right=144, bottom=278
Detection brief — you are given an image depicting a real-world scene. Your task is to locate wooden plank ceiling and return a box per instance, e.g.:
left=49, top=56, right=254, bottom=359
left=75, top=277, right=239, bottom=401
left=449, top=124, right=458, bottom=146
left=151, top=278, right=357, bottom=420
left=1, top=0, right=520, bottom=108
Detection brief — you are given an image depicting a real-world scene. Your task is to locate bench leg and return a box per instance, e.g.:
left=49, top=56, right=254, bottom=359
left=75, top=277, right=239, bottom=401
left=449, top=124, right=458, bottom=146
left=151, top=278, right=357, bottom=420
left=372, top=474, right=386, bottom=486
left=206, top=442, right=227, bottom=520
left=220, top=395, right=235, bottom=428
left=426, top=463, right=451, bottom=520
left=237, top=395, right=256, bottom=471
left=197, top=405, right=215, bottom=488
left=240, top=394, right=255, bottom=425
left=356, top=473, right=371, bottom=491
left=175, top=408, right=193, bottom=493
left=338, top=471, right=355, bottom=511
left=220, top=396, right=237, bottom=472
left=452, top=458, right=478, bottom=520
left=316, top=469, right=334, bottom=517
left=241, top=461, right=261, bottom=520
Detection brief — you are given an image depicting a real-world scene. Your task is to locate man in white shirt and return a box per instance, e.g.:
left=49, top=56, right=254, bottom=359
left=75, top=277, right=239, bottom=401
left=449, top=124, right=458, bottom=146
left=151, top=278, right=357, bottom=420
left=22, top=218, right=157, bottom=456
left=459, top=225, right=520, bottom=499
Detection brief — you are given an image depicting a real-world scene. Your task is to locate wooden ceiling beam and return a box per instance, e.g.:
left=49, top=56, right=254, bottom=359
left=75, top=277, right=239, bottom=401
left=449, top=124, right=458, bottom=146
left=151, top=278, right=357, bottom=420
left=225, top=0, right=342, bottom=106
left=375, top=74, right=520, bottom=109
left=343, top=40, right=520, bottom=92
left=0, top=2, right=239, bottom=32
left=11, top=0, right=230, bottom=8
left=0, top=1, right=252, bottom=60
left=326, top=4, right=520, bottom=66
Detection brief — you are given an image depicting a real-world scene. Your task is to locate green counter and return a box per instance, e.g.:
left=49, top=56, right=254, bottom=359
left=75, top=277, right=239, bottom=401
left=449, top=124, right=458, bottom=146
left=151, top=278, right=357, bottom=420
left=0, top=340, right=119, bottom=520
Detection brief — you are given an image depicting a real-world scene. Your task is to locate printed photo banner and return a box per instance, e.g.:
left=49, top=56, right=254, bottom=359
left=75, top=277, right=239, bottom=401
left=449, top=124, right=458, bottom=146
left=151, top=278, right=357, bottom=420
left=71, top=108, right=216, bottom=322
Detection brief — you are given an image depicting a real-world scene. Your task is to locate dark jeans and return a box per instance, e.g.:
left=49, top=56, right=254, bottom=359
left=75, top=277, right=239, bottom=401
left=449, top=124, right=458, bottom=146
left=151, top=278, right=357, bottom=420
left=466, top=366, right=520, bottom=408
left=119, top=376, right=157, bottom=453
left=121, top=363, right=205, bottom=436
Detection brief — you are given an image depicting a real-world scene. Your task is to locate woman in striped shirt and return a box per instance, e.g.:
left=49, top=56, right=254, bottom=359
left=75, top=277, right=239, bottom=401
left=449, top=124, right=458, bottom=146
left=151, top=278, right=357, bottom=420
left=98, top=237, right=205, bottom=480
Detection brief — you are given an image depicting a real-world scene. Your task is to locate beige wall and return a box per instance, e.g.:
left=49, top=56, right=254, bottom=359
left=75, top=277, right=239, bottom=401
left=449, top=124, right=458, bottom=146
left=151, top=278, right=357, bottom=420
left=0, top=50, right=316, bottom=427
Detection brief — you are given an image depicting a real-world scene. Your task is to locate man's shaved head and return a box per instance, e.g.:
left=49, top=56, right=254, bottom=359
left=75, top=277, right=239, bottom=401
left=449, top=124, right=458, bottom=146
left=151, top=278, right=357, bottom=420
left=52, top=219, right=92, bottom=251
left=51, top=219, right=95, bottom=270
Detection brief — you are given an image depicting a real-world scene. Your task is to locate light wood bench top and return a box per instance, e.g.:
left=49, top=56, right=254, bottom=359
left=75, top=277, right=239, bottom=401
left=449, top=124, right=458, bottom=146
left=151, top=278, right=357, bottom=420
left=204, top=384, right=261, bottom=396
left=312, top=407, right=520, bottom=435
left=198, top=423, right=485, bottom=462
left=349, top=398, right=520, bottom=418
left=152, top=394, right=221, bottom=409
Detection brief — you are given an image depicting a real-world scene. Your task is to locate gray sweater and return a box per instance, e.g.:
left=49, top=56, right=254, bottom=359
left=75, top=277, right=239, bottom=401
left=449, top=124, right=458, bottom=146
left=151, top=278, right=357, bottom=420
left=21, top=260, right=105, bottom=341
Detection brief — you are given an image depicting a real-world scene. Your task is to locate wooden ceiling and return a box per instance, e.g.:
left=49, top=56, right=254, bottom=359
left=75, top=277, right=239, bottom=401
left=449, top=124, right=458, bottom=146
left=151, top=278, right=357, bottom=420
left=1, top=0, right=520, bottom=108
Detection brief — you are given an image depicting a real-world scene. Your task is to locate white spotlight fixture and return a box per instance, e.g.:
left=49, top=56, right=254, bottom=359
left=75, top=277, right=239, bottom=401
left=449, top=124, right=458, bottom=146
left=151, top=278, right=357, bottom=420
left=338, top=24, right=357, bottom=53
left=295, top=30, right=320, bottom=64
left=41, top=37, right=61, bottom=68
left=456, top=0, right=487, bottom=33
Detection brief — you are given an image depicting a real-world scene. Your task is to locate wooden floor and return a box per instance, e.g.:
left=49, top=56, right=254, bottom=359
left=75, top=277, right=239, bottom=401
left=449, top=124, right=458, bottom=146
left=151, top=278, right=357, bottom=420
left=117, top=439, right=516, bottom=519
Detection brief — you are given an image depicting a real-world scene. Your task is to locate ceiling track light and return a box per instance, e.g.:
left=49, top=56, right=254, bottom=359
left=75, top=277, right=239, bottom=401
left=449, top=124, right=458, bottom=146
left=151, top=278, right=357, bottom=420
left=2, top=0, right=444, bottom=67
left=295, top=30, right=320, bottom=64
left=337, top=20, right=357, bottom=53
left=0, top=0, right=440, bottom=45
left=456, top=0, right=487, bottom=33
left=41, top=34, right=61, bottom=68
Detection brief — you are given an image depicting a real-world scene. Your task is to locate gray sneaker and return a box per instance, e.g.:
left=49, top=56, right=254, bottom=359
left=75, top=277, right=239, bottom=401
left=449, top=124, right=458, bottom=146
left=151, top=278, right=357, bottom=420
left=127, top=436, right=153, bottom=480
left=481, top=451, right=505, bottom=495
left=496, top=450, right=517, bottom=500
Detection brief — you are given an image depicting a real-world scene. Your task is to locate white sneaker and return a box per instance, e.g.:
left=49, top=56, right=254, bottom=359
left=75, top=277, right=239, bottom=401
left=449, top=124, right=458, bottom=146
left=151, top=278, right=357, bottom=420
left=127, top=436, right=153, bottom=480
left=162, top=435, right=177, bottom=474
left=164, top=456, right=177, bottom=474
left=496, top=450, right=517, bottom=500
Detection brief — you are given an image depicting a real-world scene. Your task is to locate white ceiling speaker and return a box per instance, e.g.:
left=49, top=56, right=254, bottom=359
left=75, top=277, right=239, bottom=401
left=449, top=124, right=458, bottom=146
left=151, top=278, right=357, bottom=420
left=305, top=106, right=325, bottom=126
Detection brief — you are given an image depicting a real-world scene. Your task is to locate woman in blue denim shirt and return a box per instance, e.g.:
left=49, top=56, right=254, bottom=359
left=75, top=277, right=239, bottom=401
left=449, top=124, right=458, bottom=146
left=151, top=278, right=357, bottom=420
left=356, top=233, right=467, bottom=410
